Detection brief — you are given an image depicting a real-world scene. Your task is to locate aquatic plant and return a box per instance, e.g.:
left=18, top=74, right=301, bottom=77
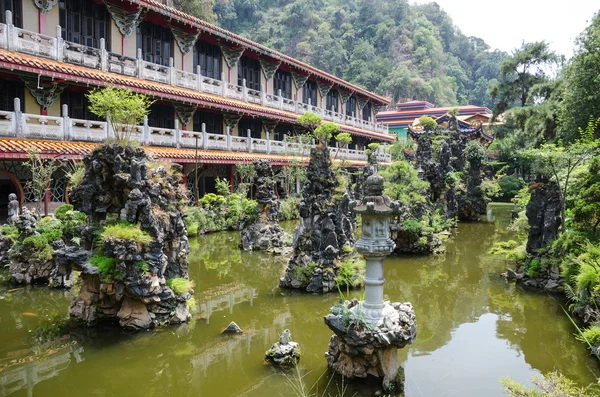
left=167, top=277, right=194, bottom=295
left=186, top=297, right=197, bottom=313
left=500, top=371, right=595, bottom=396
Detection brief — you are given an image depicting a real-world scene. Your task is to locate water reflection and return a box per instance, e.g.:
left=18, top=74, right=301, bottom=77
left=0, top=205, right=598, bottom=397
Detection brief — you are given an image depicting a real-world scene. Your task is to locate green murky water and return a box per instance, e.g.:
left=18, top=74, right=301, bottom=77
left=1, top=203, right=598, bottom=397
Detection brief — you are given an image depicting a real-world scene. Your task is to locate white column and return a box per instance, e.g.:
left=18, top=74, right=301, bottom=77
left=62, top=104, right=70, bottom=141
left=14, top=97, right=22, bottom=138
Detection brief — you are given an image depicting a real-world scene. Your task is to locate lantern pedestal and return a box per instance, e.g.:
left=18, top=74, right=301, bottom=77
left=323, top=174, right=417, bottom=394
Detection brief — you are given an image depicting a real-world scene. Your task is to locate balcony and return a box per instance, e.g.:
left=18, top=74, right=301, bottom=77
left=0, top=103, right=392, bottom=163
left=0, top=11, right=391, bottom=137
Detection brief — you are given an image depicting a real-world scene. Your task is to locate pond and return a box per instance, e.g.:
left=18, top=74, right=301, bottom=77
left=0, top=203, right=598, bottom=396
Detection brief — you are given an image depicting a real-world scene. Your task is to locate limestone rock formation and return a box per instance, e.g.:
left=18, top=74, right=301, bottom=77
left=68, top=143, right=192, bottom=330
left=525, top=181, right=562, bottom=254
left=458, top=142, right=487, bottom=221
left=265, top=329, right=301, bottom=369
left=279, top=146, right=356, bottom=293
left=240, top=160, right=289, bottom=251
left=324, top=300, right=416, bottom=393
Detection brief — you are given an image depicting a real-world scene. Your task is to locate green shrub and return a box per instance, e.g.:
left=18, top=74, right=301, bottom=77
left=489, top=240, right=519, bottom=255
left=335, top=256, right=365, bottom=288
left=0, top=224, right=19, bottom=244
left=135, top=260, right=149, bottom=272
left=498, top=175, right=525, bottom=201
left=526, top=258, right=541, bottom=278
left=101, top=224, right=152, bottom=245
left=294, top=262, right=316, bottom=285
left=55, top=204, right=74, bottom=220
left=279, top=197, right=300, bottom=221
left=186, top=297, right=197, bottom=312
left=187, top=222, right=199, bottom=237
left=54, top=204, right=86, bottom=239
left=402, top=219, right=424, bottom=236
left=22, top=234, right=50, bottom=250
left=575, top=263, right=600, bottom=293
left=89, top=255, right=117, bottom=277
left=578, top=326, right=600, bottom=346
left=38, top=217, right=63, bottom=242
left=167, top=277, right=194, bottom=295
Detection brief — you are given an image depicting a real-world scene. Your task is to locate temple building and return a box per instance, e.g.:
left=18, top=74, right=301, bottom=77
left=0, top=0, right=393, bottom=217
left=376, top=100, right=492, bottom=139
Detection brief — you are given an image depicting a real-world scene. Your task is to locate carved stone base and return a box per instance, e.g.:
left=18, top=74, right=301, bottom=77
left=324, top=301, right=416, bottom=393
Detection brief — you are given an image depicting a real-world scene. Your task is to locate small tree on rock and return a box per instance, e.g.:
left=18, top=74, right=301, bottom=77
left=87, top=87, right=153, bottom=144
left=24, top=148, right=58, bottom=215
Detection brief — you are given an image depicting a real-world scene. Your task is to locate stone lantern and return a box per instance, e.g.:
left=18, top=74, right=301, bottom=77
left=324, top=173, right=417, bottom=393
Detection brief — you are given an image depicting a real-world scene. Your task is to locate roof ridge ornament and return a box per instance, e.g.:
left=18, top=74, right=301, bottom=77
left=104, top=1, right=147, bottom=36
left=32, top=0, right=58, bottom=14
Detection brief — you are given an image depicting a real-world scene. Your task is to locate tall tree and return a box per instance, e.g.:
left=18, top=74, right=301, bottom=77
left=489, top=41, right=559, bottom=114
left=558, top=11, right=600, bottom=142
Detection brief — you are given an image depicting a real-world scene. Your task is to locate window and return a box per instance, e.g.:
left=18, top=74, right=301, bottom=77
left=302, top=81, right=317, bottom=106
left=273, top=70, right=291, bottom=99
left=0, top=79, right=23, bottom=111
left=237, top=57, right=260, bottom=91
left=193, top=41, right=221, bottom=80
left=326, top=90, right=338, bottom=113
left=148, top=103, right=174, bottom=129
left=346, top=96, right=357, bottom=117
left=0, top=0, right=22, bottom=28
left=59, top=0, right=110, bottom=49
left=362, top=102, right=372, bottom=121
left=137, top=21, right=172, bottom=66
left=60, top=90, right=98, bottom=120
left=193, top=111, right=223, bottom=135
left=238, top=118, right=262, bottom=139
left=274, top=124, right=291, bottom=141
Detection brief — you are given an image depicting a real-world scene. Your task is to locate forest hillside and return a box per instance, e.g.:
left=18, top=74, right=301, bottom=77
left=175, top=0, right=506, bottom=109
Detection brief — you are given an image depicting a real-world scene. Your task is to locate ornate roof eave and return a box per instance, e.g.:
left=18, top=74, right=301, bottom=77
left=0, top=50, right=394, bottom=142
left=117, top=0, right=391, bottom=106
left=0, top=138, right=387, bottom=167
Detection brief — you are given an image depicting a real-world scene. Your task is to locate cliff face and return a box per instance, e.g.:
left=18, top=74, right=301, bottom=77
left=525, top=181, right=562, bottom=255
left=68, top=143, right=192, bottom=330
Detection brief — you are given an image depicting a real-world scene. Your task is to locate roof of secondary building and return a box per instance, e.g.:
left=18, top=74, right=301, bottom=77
left=376, top=101, right=492, bottom=128
left=0, top=49, right=394, bottom=142
left=121, top=0, right=391, bottom=105
left=0, top=138, right=379, bottom=167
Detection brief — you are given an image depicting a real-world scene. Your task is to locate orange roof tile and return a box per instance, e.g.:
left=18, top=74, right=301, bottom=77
left=0, top=49, right=394, bottom=142
left=0, top=138, right=379, bottom=167
left=126, top=0, right=391, bottom=105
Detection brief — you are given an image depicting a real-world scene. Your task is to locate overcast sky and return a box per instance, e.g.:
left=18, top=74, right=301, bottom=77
left=411, top=0, right=599, bottom=57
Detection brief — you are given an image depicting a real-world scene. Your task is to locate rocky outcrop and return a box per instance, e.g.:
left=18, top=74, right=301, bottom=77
left=265, top=329, right=301, bottom=369
left=324, top=300, right=416, bottom=393
left=9, top=209, right=56, bottom=284
left=240, top=160, right=289, bottom=251
left=458, top=142, right=487, bottom=221
left=68, top=143, right=192, bottom=330
left=525, top=181, right=562, bottom=254
left=279, top=146, right=356, bottom=293
left=390, top=227, right=444, bottom=255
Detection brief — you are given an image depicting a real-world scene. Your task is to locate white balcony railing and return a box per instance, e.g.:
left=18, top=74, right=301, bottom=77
left=0, top=101, right=392, bottom=163
left=0, top=11, right=391, bottom=138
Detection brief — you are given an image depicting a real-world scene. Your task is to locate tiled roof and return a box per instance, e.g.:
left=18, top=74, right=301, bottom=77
left=0, top=49, right=394, bottom=142
left=0, top=138, right=376, bottom=167
left=126, top=0, right=391, bottom=105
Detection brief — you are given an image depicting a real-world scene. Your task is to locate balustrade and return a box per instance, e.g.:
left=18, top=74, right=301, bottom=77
left=0, top=10, right=391, bottom=137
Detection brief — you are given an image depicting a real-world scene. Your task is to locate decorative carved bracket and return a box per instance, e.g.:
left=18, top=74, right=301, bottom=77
left=170, top=24, right=200, bottom=54
left=262, top=119, right=278, bottom=134
left=218, top=42, right=245, bottom=68
left=316, top=80, right=333, bottom=98
left=223, top=112, right=242, bottom=128
left=104, top=2, right=147, bottom=36
left=372, top=103, right=387, bottom=114
left=339, top=89, right=353, bottom=105
left=258, top=58, right=281, bottom=80
left=356, top=97, right=369, bottom=110
left=32, top=0, right=58, bottom=14
left=290, top=69, right=310, bottom=90
left=22, top=77, right=67, bottom=110
left=174, top=105, right=197, bottom=126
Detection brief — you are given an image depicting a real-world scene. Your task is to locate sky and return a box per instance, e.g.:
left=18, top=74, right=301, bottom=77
left=411, top=0, right=599, bottom=57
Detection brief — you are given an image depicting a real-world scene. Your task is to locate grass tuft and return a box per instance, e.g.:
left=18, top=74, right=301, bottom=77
left=167, top=277, right=194, bottom=295
left=101, top=223, right=153, bottom=245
